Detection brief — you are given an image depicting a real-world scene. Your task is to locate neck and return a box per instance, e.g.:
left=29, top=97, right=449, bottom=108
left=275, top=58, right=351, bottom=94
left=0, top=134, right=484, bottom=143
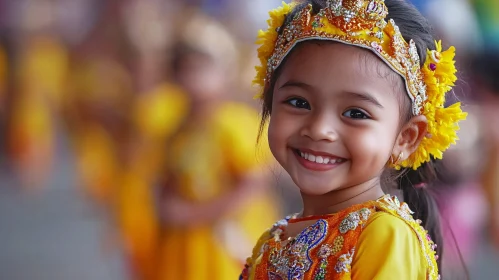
left=300, top=177, right=385, bottom=217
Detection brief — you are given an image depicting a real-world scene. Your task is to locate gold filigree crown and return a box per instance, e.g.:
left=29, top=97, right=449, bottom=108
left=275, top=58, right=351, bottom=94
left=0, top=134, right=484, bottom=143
left=254, top=0, right=467, bottom=170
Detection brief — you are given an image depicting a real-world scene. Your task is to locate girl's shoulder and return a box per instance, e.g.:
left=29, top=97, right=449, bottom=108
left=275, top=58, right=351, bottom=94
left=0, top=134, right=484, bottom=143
left=372, top=195, right=439, bottom=257
left=358, top=195, right=440, bottom=279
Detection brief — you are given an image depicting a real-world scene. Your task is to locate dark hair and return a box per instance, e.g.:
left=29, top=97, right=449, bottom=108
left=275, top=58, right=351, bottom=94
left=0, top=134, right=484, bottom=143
left=258, top=0, right=447, bottom=273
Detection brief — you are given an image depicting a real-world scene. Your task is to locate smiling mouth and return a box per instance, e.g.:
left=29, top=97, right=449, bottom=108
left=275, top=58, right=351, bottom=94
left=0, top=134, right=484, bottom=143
left=293, top=148, right=347, bottom=165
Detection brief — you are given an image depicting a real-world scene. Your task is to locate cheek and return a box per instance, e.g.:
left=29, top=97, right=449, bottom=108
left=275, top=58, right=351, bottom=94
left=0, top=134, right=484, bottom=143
left=267, top=108, right=296, bottom=155
left=268, top=114, right=285, bottom=155
left=363, top=131, right=387, bottom=150
left=346, top=124, right=397, bottom=163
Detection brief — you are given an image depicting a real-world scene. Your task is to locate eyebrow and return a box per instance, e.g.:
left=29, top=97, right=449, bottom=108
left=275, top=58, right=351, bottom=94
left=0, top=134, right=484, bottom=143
left=278, top=80, right=384, bottom=108
left=278, top=80, right=314, bottom=91
left=344, top=91, right=384, bottom=108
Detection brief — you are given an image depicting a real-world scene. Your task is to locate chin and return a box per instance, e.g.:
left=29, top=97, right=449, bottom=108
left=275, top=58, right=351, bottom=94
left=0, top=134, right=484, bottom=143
left=291, top=177, right=338, bottom=196
left=297, top=187, right=332, bottom=196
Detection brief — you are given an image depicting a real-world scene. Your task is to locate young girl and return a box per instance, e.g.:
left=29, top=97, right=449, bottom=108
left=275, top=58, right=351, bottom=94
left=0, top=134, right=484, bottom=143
left=241, top=0, right=467, bottom=279
left=156, top=12, right=279, bottom=280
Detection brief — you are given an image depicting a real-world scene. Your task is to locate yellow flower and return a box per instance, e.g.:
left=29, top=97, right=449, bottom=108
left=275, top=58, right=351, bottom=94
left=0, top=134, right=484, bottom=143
left=254, top=1, right=296, bottom=93
left=399, top=42, right=467, bottom=170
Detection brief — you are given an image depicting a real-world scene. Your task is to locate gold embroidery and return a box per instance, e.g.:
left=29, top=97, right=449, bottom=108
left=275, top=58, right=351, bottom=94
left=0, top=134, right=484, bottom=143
left=332, top=236, right=344, bottom=255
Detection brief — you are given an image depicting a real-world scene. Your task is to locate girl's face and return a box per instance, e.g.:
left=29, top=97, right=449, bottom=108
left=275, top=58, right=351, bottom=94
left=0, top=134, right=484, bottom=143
left=268, top=42, right=405, bottom=195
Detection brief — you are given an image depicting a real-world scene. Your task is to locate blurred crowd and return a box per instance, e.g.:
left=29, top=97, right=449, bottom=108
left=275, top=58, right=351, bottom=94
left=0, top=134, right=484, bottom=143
left=0, top=0, right=498, bottom=279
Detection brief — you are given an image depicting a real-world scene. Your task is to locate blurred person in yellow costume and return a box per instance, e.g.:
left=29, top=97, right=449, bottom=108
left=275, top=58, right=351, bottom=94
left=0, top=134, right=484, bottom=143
left=125, top=0, right=188, bottom=187
left=157, top=11, right=280, bottom=280
left=65, top=49, right=160, bottom=280
left=120, top=1, right=189, bottom=279
left=65, top=57, right=159, bottom=279
left=62, top=7, right=160, bottom=280
left=61, top=0, right=132, bottom=205
left=61, top=3, right=154, bottom=279
left=7, top=0, right=69, bottom=190
left=123, top=82, right=187, bottom=280
left=64, top=46, right=158, bottom=280
left=64, top=57, right=133, bottom=205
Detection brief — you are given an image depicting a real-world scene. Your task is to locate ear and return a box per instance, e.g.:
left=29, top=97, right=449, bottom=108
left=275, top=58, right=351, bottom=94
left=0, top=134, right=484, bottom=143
left=392, top=115, right=428, bottom=161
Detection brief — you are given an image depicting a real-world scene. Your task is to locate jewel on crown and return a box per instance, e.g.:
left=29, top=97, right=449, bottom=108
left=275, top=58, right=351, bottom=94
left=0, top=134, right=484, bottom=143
left=327, top=0, right=343, bottom=15
left=365, top=0, right=387, bottom=20
left=325, top=0, right=388, bottom=32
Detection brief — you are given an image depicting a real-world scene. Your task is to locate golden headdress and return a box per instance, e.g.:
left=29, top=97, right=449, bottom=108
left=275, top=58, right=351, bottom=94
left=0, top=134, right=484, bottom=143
left=254, top=0, right=467, bottom=170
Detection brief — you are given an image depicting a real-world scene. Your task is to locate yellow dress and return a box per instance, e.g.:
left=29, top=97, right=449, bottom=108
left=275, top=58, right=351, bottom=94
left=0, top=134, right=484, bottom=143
left=72, top=124, right=120, bottom=204
left=132, top=83, right=188, bottom=181
left=65, top=58, right=161, bottom=279
left=242, top=195, right=439, bottom=280
left=158, top=102, right=278, bottom=280
left=65, top=57, right=133, bottom=204
left=116, top=83, right=188, bottom=280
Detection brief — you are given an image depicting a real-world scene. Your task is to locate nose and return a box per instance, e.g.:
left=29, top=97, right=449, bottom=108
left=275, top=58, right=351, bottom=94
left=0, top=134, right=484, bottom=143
left=300, top=111, right=338, bottom=142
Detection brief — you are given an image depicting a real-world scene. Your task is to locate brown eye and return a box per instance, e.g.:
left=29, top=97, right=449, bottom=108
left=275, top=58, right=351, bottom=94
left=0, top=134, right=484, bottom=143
left=343, top=109, right=370, bottom=119
left=287, top=98, right=311, bottom=110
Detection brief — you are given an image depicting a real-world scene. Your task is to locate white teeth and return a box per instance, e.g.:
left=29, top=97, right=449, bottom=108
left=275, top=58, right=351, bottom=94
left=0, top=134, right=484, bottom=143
left=308, top=154, right=316, bottom=162
left=316, top=156, right=324, bottom=164
left=298, top=150, right=343, bottom=165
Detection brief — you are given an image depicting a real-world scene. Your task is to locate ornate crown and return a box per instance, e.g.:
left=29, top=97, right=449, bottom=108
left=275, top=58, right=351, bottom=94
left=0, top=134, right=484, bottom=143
left=254, top=0, right=467, bottom=170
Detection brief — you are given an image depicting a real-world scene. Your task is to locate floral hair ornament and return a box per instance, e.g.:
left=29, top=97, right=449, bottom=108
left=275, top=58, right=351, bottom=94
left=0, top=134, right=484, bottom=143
left=254, top=0, right=467, bottom=171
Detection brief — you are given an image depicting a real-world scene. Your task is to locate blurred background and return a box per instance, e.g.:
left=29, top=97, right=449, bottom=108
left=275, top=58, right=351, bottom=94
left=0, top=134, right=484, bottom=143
left=0, top=0, right=497, bottom=279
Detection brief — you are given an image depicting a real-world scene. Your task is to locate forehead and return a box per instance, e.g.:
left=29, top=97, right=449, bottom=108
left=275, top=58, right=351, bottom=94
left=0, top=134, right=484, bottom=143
left=277, top=41, right=402, bottom=92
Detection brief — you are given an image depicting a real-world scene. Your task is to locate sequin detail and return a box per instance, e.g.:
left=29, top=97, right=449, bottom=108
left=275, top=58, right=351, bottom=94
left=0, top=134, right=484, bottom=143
left=339, top=208, right=372, bottom=234
left=334, top=248, right=355, bottom=274
left=270, top=214, right=300, bottom=241
left=379, top=196, right=414, bottom=221
left=332, top=236, right=344, bottom=255
left=268, top=272, right=284, bottom=280
left=314, top=244, right=333, bottom=280
left=269, top=219, right=328, bottom=279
